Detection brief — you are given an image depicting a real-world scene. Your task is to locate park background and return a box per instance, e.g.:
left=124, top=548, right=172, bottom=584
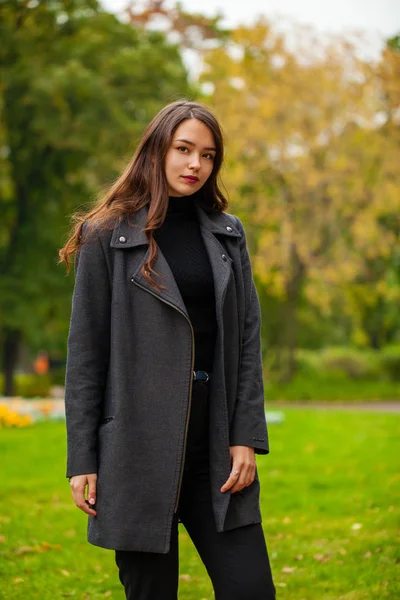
left=0, top=0, right=399, bottom=598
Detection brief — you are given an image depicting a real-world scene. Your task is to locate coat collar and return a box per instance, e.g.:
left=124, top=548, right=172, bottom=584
left=109, top=201, right=241, bottom=320
left=110, top=202, right=241, bottom=249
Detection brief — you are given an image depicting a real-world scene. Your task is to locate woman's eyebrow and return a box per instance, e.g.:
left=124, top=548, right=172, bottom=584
left=175, top=138, right=216, bottom=151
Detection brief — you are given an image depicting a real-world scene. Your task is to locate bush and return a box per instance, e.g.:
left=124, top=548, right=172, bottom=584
left=321, top=348, right=380, bottom=381
left=286, top=348, right=380, bottom=381
left=0, top=374, right=52, bottom=398
left=263, top=346, right=400, bottom=401
left=16, top=374, right=52, bottom=397
left=49, top=367, right=66, bottom=386
left=379, top=346, right=400, bottom=382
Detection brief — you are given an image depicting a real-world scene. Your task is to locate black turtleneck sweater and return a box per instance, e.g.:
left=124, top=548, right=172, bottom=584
left=153, top=195, right=217, bottom=372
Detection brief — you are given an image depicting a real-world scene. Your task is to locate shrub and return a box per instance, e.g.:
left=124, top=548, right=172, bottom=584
left=16, top=374, right=52, bottom=398
left=320, top=348, right=380, bottom=380
left=0, top=374, right=52, bottom=398
left=379, top=346, right=400, bottom=382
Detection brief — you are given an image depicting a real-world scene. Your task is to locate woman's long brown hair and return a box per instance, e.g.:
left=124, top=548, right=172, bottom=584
left=58, top=99, right=228, bottom=291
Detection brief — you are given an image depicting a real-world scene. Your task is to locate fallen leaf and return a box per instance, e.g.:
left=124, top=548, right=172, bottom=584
left=179, top=574, right=192, bottom=582
left=61, top=569, right=70, bottom=577
left=14, top=542, right=61, bottom=555
left=282, top=517, right=291, bottom=524
left=276, top=582, right=287, bottom=587
left=313, top=553, right=324, bottom=561
left=15, top=546, right=36, bottom=555
left=295, top=554, right=303, bottom=560
left=95, top=574, right=110, bottom=583
left=364, top=551, right=372, bottom=558
left=41, top=541, right=62, bottom=551
left=351, top=523, right=362, bottom=530
left=14, top=577, right=24, bottom=583
left=282, top=566, right=296, bottom=574
left=313, top=553, right=330, bottom=563
left=0, top=535, right=5, bottom=543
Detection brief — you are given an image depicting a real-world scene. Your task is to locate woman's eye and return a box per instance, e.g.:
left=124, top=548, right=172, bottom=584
left=204, top=153, right=215, bottom=160
left=177, top=146, right=188, bottom=153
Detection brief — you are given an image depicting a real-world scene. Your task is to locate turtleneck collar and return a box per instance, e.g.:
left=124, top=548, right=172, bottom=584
left=167, top=194, right=196, bottom=215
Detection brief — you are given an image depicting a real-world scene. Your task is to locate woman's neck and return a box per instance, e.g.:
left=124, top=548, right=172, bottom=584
left=167, top=194, right=196, bottom=215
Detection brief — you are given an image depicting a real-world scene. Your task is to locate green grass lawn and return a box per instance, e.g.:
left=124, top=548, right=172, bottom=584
left=0, top=410, right=399, bottom=599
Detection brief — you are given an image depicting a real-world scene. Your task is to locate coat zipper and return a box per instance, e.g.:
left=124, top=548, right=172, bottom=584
left=131, top=278, right=195, bottom=514
left=174, top=317, right=194, bottom=512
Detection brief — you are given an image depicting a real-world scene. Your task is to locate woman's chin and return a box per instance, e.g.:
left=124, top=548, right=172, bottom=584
left=168, top=185, right=198, bottom=197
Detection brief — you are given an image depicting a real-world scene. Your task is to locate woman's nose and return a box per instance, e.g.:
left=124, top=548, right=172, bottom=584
left=188, top=154, right=201, bottom=170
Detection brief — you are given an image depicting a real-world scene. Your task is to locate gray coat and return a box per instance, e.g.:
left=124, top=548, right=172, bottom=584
left=65, top=202, right=269, bottom=553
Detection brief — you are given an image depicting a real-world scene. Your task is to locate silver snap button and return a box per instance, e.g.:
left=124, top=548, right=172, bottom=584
left=226, top=226, right=232, bottom=232
left=221, top=254, right=227, bottom=261
left=119, top=236, right=126, bottom=243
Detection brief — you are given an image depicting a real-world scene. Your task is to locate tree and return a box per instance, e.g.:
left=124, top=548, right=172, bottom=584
left=124, top=0, right=229, bottom=52
left=0, top=0, right=191, bottom=395
left=199, top=20, right=400, bottom=378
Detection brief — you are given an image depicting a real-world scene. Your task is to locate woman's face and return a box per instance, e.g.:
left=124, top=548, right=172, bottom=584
left=164, top=118, right=216, bottom=197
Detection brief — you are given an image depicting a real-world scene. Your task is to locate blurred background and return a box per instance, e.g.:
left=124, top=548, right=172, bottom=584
left=1, top=0, right=399, bottom=402
left=0, top=1, right=399, bottom=599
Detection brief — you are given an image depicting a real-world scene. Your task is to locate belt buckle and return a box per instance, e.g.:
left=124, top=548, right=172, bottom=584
left=193, top=370, right=209, bottom=383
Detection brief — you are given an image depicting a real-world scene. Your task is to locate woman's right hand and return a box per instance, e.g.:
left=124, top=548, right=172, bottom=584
left=69, top=473, right=97, bottom=516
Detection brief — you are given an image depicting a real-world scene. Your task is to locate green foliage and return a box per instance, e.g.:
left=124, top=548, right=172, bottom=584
left=379, top=345, right=400, bottom=382
left=318, top=348, right=380, bottom=381
left=200, top=21, right=400, bottom=373
left=0, top=0, right=191, bottom=361
left=264, top=346, right=400, bottom=401
left=387, top=34, right=400, bottom=52
left=0, top=412, right=399, bottom=598
left=0, top=373, right=51, bottom=398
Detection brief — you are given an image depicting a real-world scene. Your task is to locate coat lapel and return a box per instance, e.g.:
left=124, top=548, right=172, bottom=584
left=110, top=202, right=241, bottom=319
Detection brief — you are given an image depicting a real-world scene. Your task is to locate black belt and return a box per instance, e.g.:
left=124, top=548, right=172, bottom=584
left=193, top=370, right=210, bottom=383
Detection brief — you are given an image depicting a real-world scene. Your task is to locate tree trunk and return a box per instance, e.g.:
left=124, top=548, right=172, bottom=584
left=2, top=328, right=21, bottom=396
left=279, top=244, right=305, bottom=383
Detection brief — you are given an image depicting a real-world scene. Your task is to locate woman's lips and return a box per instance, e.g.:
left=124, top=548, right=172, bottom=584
left=182, top=176, right=199, bottom=184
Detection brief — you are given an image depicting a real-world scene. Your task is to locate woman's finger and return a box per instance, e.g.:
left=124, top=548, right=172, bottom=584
left=230, top=465, right=256, bottom=494
left=71, top=475, right=97, bottom=516
left=220, top=467, right=242, bottom=493
left=87, top=473, right=97, bottom=510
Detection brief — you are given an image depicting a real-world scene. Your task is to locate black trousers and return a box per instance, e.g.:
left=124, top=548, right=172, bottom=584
left=115, top=379, right=276, bottom=599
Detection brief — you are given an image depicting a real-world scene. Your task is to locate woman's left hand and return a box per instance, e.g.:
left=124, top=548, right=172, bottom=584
left=220, top=446, right=256, bottom=494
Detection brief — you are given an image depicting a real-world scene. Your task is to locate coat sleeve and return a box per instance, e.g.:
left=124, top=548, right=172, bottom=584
left=65, top=224, right=111, bottom=478
left=229, top=216, right=269, bottom=455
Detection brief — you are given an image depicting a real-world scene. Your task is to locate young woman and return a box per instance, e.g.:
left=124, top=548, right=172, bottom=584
left=60, top=99, right=276, bottom=599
